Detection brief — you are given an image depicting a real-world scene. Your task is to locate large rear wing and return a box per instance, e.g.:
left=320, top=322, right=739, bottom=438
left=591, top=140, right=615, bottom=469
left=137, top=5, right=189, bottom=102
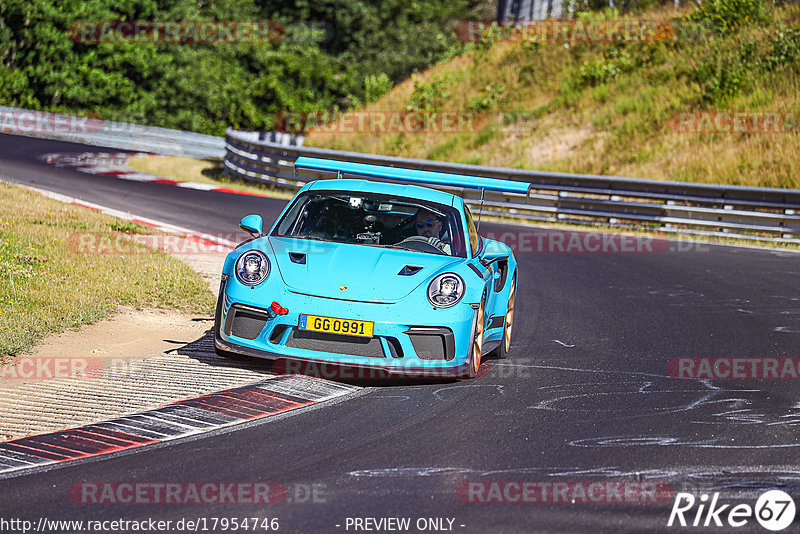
left=294, top=156, right=532, bottom=196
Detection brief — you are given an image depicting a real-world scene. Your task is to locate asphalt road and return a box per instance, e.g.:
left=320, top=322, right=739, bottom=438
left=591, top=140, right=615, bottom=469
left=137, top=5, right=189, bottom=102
left=1, top=133, right=800, bottom=533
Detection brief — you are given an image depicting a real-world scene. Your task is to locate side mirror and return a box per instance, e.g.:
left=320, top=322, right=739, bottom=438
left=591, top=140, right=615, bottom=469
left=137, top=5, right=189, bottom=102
left=481, top=254, right=509, bottom=267
left=480, top=242, right=509, bottom=268
left=239, top=214, right=263, bottom=239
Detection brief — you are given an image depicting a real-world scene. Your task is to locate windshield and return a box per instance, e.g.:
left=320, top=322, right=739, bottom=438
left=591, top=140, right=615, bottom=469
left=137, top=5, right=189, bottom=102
left=272, top=191, right=467, bottom=257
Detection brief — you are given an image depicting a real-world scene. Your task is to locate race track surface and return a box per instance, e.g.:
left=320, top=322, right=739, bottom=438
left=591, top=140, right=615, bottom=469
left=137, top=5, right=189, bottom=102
left=1, top=133, right=799, bottom=533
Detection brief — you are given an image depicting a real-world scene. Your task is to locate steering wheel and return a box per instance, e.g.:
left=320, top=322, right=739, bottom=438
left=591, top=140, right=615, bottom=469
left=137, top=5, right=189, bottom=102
left=397, top=235, right=447, bottom=254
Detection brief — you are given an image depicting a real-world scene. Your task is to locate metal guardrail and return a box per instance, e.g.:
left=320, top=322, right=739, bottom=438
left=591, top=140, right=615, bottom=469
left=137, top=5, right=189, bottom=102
left=224, top=128, right=800, bottom=243
left=0, top=106, right=225, bottom=159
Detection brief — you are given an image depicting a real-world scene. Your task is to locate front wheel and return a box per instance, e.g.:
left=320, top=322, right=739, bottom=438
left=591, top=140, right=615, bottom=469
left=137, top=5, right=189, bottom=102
left=463, top=298, right=485, bottom=379
left=489, top=274, right=516, bottom=360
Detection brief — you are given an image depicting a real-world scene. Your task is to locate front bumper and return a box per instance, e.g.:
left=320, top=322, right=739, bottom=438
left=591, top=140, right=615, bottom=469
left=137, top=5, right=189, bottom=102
left=214, top=277, right=476, bottom=378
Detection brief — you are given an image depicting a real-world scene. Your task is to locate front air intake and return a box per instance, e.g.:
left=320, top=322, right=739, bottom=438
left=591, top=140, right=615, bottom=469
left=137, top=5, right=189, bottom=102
left=286, top=329, right=385, bottom=358
left=405, top=327, right=456, bottom=361
left=225, top=305, right=271, bottom=340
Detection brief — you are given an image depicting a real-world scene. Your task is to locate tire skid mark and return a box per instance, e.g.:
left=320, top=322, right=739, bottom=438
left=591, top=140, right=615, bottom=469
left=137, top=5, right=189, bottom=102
left=41, top=151, right=271, bottom=199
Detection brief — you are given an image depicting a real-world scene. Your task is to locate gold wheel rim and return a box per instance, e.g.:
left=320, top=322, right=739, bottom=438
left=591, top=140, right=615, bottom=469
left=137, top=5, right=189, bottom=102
left=504, top=278, right=516, bottom=353
left=472, top=302, right=484, bottom=374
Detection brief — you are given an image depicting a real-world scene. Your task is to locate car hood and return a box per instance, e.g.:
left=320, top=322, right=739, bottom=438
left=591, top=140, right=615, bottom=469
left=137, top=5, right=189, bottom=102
left=268, top=236, right=461, bottom=303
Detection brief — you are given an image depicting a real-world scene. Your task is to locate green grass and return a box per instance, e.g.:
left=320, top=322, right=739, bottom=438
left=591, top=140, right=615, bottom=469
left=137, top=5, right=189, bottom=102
left=306, top=2, right=800, bottom=189
left=0, top=182, right=215, bottom=358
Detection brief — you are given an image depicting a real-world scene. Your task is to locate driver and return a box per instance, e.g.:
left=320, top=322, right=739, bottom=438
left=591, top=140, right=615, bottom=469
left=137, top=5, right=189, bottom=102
left=415, top=209, right=451, bottom=254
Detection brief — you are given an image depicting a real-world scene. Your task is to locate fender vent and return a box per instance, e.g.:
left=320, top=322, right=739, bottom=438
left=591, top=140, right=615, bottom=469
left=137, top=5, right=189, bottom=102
left=398, top=265, right=423, bottom=276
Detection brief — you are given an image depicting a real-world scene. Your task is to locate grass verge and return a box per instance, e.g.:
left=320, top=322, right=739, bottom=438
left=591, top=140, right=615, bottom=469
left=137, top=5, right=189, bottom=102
left=306, top=2, right=800, bottom=189
left=0, top=182, right=216, bottom=358
left=127, top=155, right=295, bottom=200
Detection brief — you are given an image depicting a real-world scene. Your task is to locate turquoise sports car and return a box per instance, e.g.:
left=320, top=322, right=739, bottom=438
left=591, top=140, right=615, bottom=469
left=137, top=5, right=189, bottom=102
left=213, top=157, right=523, bottom=379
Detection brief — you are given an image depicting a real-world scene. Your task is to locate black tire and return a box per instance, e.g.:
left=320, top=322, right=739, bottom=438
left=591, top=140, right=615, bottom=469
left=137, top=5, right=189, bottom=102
left=489, top=274, right=516, bottom=360
left=462, top=297, right=485, bottom=379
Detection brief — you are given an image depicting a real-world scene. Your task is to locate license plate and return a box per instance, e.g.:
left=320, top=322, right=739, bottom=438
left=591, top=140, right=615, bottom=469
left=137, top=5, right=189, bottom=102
left=298, top=314, right=374, bottom=338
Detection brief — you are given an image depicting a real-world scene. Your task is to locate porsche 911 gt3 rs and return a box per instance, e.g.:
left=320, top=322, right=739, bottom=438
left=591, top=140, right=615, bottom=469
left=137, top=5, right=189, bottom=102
left=214, top=157, right=526, bottom=379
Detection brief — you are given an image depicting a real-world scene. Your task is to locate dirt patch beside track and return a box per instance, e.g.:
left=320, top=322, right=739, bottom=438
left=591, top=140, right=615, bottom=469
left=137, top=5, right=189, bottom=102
left=0, top=308, right=276, bottom=440
left=0, top=188, right=276, bottom=441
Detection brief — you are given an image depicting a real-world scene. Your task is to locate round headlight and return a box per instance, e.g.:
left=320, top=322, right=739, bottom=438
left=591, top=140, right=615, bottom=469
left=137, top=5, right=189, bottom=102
left=235, top=250, right=270, bottom=286
left=427, top=273, right=465, bottom=308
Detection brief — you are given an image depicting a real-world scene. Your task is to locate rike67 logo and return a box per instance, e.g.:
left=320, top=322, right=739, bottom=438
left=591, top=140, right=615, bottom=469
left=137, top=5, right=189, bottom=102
left=668, top=490, right=796, bottom=531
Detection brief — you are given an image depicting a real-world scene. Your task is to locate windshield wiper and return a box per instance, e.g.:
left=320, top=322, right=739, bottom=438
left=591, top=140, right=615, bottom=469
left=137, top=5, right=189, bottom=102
left=375, top=244, right=419, bottom=252
left=291, top=235, right=329, bottom=241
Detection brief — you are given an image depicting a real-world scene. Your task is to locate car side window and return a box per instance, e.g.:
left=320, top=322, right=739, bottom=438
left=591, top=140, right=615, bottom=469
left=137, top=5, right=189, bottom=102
left=465, top=206, right=479, bottom=257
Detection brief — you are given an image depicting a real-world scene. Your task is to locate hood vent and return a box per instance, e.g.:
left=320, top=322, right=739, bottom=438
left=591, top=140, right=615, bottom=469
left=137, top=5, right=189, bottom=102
left=289, top=252, right=307, bottom=265
left=398, top=265, right=423, bottom=276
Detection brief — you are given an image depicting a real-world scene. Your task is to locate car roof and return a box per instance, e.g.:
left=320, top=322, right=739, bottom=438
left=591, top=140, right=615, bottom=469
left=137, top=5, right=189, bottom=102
left=305, top=179, right=457, bottom=208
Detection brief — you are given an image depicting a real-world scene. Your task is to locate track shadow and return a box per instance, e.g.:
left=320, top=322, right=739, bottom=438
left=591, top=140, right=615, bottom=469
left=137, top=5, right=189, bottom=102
left=176, top=329, right=459, bottom=388
left=171, top=328, right=276, bottom=375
